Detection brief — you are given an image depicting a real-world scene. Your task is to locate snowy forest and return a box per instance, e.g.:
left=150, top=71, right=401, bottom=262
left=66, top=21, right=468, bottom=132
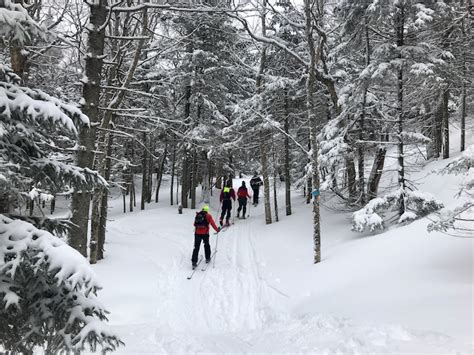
left=1, top=0, right=473, bottom=353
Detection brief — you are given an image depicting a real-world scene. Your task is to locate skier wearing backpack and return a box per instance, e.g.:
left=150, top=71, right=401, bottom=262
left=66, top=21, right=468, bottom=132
left=219, top=182, right=236, bottom=226
left=192, top=205, right=220, bottom=268
left=237, top=181, right=251, bottom=219
left=250, top=172, right=263, bottom=206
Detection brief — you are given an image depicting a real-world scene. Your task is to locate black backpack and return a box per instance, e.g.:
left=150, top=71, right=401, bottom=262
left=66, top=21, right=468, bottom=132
left=222, top=187, right=231, bottom=201
left=194, top=211, right=209, bottom=227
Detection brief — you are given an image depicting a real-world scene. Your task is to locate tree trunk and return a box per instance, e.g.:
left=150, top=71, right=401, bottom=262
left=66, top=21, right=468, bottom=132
left=90, top=197, right=100, bottom=262
left=70, top=0, right=107, bottom=257
left=396, top=1, right=406, bottom=217
left=155, top=144, right=168, bottom=203
left=89, top=161, right=103, bottom=263
left=170, top=141, right=176, bottom=205
left=147, top=141, right=154, bottom=204
left=423, top=101, right=436, bottom=159
left=50, top=197, right=55, bottom=214
left=460, top=0, right=467, bottom=152
left=180, top=27, right=193, bottom=209
left=10, top=44, right=28, bottom=81
left=176, top=175, right=180, bottom=205
left=271, top=130, right=279, bottom=222
left=367, top=141, right=387, bottom=200
left=123, top=189, right=126, bottom=213
left=141, top=131, right=148, bottom=210
left=181, top=153, right=189, bottom=208
left=216, top=174, right=223, bottom=190
left=201, top=151, right=210, bottom=204
left=97, top=131, right=113, bottom=260
left=433, top=94, right=443, bottom=158
left=129, top=174, right=134, bottom=212
left=191, top=150, right=197, bottom=209
left=260, top=132, right=272, bottom=225
left=257, top=0, right=272, bottom=225
left=346, top=157, right=357, bottom=204
left=284, top=91, right=292, bottom=216
left=460, top=83, right=466, bottom=152
left=358, top=19, right=370, bottom=206
left=306, top=161, right=312, bottom=204
left=442, top=88, right=450, bottom=159
left=29, top=198, right=34, bottom=216
left=90, top=127, right=113, bottom=263
left=10, top=0, right=29, bottom=82
left=304, top=0, right=322, bottom=263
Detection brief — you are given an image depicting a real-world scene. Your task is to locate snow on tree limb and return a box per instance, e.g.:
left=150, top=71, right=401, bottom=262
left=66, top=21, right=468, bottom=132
left=1, top=66, right=89, bottom=132
left=427, top=145, right=474, bottom=237
left=353, top=189, right=444, bottom=233
left=0, top=214, right=122, bottom=352
left=0, top=0, right=44, bottom=44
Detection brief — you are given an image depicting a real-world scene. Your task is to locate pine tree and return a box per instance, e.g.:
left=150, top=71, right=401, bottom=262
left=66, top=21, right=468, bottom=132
left=0, top=1, right=121, bottom=351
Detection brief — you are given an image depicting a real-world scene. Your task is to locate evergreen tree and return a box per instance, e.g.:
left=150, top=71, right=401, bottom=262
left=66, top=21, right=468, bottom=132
left=0, top=1, right=121, bottom=352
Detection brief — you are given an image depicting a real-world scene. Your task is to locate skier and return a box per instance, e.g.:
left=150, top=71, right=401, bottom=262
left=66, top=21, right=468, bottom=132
left=219, top=182, right=236, bottom=226
left=192, top=205, right=220, bottom=268
left=250, top=172, right=263, bottom=206
left=237, top=181, right=251, bottom=219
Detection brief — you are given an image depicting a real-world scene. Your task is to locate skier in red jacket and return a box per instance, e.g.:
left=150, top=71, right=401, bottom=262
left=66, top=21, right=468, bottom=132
left=237, top=181, right=251, bottom=219
left=192, top=205, right=219, bottom=268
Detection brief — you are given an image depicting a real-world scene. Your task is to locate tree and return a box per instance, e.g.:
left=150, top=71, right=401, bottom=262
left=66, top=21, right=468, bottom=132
left=69, top=0, right=108, bottom=257
left=428, top=144, right=474, bottom=237
left=0, top=1, right=121, bottom=350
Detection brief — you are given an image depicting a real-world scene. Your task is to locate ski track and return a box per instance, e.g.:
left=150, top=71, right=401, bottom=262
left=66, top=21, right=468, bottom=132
left=102, top=200, right=471, bottom=354
left=141, top=207, right=280, bottom=353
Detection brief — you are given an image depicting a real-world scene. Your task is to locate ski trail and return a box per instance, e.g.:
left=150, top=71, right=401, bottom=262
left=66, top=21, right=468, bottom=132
left=156, top=202, right=278, bottom=350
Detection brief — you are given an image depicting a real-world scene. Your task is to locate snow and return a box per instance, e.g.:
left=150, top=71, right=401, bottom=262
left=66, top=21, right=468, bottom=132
left=410, top=63, right=434, bottom=76
left=87, top=160, right=473, bottom=353
left=0, top=214, right=102, bottom=292
left=0, top=0, right=44, bottom=44
left=0, top=81, right=89, bottom=132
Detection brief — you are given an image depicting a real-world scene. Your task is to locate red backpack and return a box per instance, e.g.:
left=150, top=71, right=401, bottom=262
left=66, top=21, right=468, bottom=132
left=237, top=187, right=248, bottom=198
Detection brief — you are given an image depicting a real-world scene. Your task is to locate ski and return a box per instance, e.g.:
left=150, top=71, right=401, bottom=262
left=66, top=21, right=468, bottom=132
left=201, top=252, right=217, bottom=271
left=220, top=223, right=233, bottom=232
left=187, top=256, right=203, bottom=280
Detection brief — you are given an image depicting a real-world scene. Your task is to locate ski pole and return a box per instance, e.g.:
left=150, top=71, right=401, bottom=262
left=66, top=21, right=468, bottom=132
left=213, top=231, right=219, bottom=268
left=217, top=201, right=222, bottom=225
left=232, top=200, right=236, bottom=224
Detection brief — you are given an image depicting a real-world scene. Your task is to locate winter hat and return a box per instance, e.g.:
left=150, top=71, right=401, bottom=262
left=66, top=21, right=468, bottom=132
left=202, top=205, right=209, bottom=212
left=242, top=181, right=246, bottom=186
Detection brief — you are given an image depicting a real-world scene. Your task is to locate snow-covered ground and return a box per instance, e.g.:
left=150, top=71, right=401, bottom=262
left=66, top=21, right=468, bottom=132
left=90, top=148, right=473, bottom=354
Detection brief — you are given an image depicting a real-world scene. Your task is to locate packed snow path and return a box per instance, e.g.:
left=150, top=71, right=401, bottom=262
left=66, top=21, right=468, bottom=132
left=97, top=200, right=281, bottom=353
left=93, top=177, right=473, bottom=354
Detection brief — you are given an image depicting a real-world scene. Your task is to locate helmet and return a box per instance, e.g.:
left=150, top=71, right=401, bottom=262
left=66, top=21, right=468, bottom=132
left=202, top=205, right=209, bottom=212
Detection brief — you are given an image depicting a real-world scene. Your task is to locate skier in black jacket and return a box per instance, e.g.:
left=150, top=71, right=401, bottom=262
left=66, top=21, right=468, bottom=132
left=250, top=173, right=263, bottom=206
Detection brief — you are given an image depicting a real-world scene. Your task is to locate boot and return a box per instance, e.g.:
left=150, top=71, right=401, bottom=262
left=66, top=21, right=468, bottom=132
left=237, top=211, right=240, bottom=218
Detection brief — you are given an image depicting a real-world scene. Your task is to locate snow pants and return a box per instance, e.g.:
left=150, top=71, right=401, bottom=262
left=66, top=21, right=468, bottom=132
left=192, top=233, right=211, bottom=264
left=252, top=187, right=260, bottom=205
left=220, top=200, right=232, bottom=225
left=237, top=198, right=247, bottom=216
